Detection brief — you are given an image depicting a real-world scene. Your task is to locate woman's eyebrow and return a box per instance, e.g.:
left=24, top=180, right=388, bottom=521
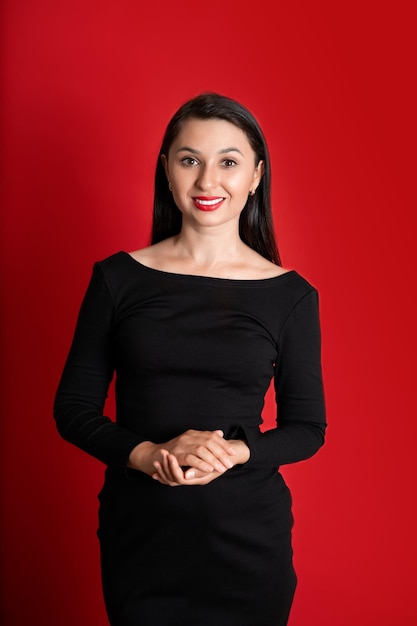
left=219, top=147, right=244, bottom=156
left=175, top=146, right=201, bottom=154
left=175, top=146, right=244, bottom=156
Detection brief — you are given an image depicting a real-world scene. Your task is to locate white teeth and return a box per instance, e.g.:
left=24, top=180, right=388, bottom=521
left=195, top=198, right=224, bottom=206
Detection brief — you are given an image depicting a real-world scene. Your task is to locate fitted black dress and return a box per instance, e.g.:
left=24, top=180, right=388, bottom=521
left=54, top=251, right=326, bottom=626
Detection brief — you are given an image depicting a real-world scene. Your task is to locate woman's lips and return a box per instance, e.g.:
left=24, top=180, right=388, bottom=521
left=192, top=196, right=225, bottom=211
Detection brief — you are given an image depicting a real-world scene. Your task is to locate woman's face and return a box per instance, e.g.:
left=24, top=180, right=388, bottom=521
left=162, top=118, right=264, bottom=230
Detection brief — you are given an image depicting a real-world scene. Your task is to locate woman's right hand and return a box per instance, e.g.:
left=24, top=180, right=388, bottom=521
left=151, top=437, right=250, bottom=486
left=127, top=429, right=236, bottom=479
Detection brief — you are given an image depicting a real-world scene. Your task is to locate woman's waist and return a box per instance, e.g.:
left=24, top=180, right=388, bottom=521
left=100, top=466, right=291, bottom=535
left=104, top=462, right=286, bottom=496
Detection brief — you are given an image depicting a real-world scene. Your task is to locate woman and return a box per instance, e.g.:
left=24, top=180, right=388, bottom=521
left=54, top=92, right=326, bottom=626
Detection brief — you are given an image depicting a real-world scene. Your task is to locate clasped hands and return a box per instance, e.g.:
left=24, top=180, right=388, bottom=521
left=128, top=429, right=250, bottom=486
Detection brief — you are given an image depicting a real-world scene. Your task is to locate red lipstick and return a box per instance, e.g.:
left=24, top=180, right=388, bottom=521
left=192, top=196, right=225, bottom=211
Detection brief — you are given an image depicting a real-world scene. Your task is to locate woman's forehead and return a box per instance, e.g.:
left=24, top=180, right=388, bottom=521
left=170, top=118, right=253, bottom=153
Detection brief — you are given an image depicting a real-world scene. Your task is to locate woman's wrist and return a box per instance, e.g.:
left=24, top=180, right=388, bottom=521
left=127, top=441, right=158, bottom=474
left=229, top=439, right=250, bottom=465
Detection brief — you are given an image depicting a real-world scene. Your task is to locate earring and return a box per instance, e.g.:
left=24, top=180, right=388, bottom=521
left=249, top=189, right=256, bottom=196
left=168, top=182, right=172, bottom=192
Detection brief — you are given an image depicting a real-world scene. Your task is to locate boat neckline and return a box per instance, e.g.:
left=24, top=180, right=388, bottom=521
left=120, top=251, right=297, bottom=285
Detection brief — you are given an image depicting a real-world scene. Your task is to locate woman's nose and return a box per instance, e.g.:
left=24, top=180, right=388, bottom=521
left=196, top=163, right=217, bottom=190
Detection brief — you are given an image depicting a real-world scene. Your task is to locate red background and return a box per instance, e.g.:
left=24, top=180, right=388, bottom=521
left=1, top=1, right=416, bottom=624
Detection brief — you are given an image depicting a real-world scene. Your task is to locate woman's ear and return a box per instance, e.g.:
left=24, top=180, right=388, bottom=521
left=252, top=160, right=265, bottom=192
left=161, top=154, right=169, bottom=179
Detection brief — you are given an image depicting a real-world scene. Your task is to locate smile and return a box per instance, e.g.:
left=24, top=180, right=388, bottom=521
left=192, top=196, right=225, bottom=211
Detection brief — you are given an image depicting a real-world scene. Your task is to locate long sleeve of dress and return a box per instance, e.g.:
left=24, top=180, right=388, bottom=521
left=241, top=289, right=327, bottom=468
left=53, top=264, right=146, bottom=468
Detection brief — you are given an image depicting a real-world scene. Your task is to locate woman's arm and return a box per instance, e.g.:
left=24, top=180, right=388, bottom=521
left=241, top=289, right=327, bottom=468
left=53, top=263, right=148, bottom=469
left=54, top=263, right=241, bottom=478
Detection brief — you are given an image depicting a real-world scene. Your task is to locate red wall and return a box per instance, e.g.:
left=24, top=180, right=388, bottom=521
left=1, top=1, right=416, bottom=624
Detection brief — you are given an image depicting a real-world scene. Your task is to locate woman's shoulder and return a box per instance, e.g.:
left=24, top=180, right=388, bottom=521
left=95, top=242, right=177, bottom=280
left=239, top=247, right=313, bottom=287
left=92, top=250, right=153, bottom=286
left=96, top=250, right=133, bottom=270
left=126, top=242, right=167, bottom=269
left=244, top=251, right=318, bottom=301
left=242, top=249, right=290, bottom=280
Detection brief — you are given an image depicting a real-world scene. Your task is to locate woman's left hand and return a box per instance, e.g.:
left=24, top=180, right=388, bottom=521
left=152, top=439, right=250, bottom=486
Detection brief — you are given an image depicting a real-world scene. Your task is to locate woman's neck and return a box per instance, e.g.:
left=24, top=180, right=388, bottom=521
left=171, top=225, right=247, bottom=269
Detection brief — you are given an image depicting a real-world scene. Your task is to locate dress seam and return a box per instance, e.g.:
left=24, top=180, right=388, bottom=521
left=276, top=288, right=317, bottom=347
left=96, top=261, right=117, bottom=308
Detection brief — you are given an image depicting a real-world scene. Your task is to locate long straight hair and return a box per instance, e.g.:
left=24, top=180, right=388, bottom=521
left=151, top=92, right=281, bottom=265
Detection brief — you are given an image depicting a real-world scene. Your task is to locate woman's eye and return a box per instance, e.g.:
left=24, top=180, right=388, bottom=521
left=222, top=159, right=237, bottom=168
left=181, top=157, right=199, bottom=166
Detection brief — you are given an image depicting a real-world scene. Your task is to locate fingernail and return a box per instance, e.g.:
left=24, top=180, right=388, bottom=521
left=225, top=459, right=233, bottom=468
left=186, top=470, right=195, bottom=479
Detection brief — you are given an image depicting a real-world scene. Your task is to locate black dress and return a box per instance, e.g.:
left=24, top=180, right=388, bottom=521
left=54, top=251, right=326, bottom=626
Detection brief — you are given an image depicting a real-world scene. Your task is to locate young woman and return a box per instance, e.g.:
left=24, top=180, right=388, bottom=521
left=54, top=92, right=326, bottom=626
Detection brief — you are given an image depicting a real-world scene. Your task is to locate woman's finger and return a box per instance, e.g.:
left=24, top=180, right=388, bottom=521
left=153, top=452, right=179, bottom=486
left=204, top=440, right=236, bottom=469
left=152, top=461, right=173, bottom=485
left=169, top=430, right=236, bottom=470
left=166, top=453, right=187, bottom=482
left=181, top=454, right=214, bottom=474
left=185, top=470, right=224, bottom=485
left=206, top=431, right=236, bottom=456
left=184, top=442, right=234, bottom=473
